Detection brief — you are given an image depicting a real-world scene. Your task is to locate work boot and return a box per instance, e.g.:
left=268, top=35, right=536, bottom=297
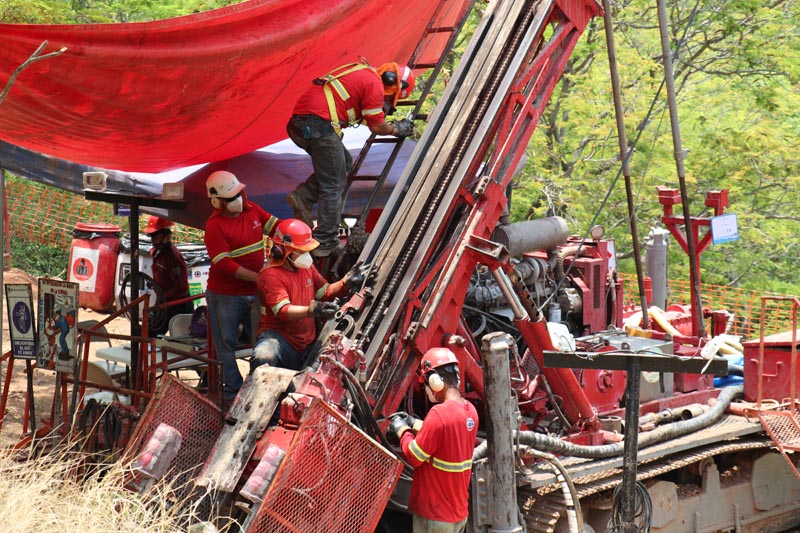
left=311, top=240, right=345, bottom=258
left=286, top=191, right=314, bottom=227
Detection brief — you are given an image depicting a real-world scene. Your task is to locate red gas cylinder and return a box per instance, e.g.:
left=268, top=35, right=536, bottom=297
left=67, top=222, right=121, bottom=312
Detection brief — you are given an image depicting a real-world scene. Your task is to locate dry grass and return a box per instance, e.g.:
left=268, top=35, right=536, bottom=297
left=0, top=443, right=211, bottom=533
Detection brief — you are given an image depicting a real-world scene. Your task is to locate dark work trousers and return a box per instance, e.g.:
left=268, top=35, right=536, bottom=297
left=286, top=114, right=353, bottom=248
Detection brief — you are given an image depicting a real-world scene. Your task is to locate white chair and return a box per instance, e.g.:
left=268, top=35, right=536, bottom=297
left=167, top=313, right=194, bottom=339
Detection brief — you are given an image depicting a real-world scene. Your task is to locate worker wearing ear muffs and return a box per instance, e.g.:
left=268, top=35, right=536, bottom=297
left=387, top=347, right=479, bottom=533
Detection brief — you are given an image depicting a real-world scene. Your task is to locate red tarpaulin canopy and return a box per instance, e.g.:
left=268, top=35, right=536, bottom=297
left=0, top=0, right=470, bottom=173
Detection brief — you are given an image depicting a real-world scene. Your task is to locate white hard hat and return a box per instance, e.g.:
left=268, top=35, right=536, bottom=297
left=206, top=170, right=246, bottom=199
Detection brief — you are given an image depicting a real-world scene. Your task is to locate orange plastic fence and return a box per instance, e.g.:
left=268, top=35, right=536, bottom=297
left=8, top=179, right=203, bottom=248
left=623, top=276, right=796, bottom=342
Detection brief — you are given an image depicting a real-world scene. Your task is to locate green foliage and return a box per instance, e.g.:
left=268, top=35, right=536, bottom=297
left=10, top=238, right=69, bottom=278
left=0, top=0, right=244, bottom=24
left=514, top=0, right=800, bottom=293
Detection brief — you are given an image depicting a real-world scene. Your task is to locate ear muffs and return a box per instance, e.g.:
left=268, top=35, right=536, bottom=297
left=426, top=370, right=445, bottom=393
left=381, top=70, right=398, bottom=87
left=270, top=243, right=285, bottom=260
left=211, top=197, right=222, bottom=210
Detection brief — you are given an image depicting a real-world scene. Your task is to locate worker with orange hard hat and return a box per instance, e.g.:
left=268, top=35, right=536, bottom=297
left=387, top=347, right=479, bottom=532
left=144, top=215, right=193, bottom=335
left=252, top=218, right=364, bottom=370
left=286, top=59, right=417, bottom=257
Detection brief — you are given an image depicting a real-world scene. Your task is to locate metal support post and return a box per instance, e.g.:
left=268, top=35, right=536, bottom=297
left=619, top=356, right=642, bottom=532
left=481, top=331, right=523, bottom=533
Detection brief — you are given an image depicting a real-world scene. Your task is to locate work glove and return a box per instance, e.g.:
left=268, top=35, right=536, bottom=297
left=391, top=118, right=415, bottom=138
left=308, top=300, right=338, bottom=320
left=383, top=102, right=397, bottom=116
left=388, top=412, right=414, bottom=440
left=342, top=262, right=367, bottom=291
left=394, top=411, right=423, bottom=433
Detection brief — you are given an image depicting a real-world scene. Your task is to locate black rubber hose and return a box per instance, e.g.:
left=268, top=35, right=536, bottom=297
left=473, top=384, right=743, bottom=461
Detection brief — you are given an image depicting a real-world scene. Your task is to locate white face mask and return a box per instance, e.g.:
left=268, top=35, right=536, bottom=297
left=289, top=251, right=313, bottom=270
left=226, top=196, right=243, bottom=213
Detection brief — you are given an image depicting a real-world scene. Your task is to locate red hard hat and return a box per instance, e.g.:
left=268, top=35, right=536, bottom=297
left=144, top=216, right=175, bottom=234
left=420, top=347, right=458, bottom=374
left=273, top=218, right=319, bottom=252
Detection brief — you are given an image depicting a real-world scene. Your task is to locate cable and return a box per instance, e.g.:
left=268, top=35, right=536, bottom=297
left=607, top=480, right=653, bottom=533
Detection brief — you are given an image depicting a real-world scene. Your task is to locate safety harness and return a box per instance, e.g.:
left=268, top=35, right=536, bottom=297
left=314, top=62, right=380, bottom=136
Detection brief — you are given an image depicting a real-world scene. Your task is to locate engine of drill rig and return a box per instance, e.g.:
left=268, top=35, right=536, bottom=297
left=464, top=221, right=623, bottom=344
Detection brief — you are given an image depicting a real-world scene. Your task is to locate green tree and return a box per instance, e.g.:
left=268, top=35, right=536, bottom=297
left=513, top=0, right=800, bottom=292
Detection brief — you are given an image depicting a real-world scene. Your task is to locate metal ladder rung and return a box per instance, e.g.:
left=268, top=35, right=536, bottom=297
left=340, top=0, right=476, bottom=231
left=424, top=25, right=457, bottom=34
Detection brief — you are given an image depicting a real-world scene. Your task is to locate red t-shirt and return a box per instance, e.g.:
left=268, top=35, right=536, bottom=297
left=292, top=67, right=386, bottom=129
left=400, top=398, right=479, bottom=523
left=257, top=264, right=329, bottom=351
left=204, top=203, right=279, bottom=295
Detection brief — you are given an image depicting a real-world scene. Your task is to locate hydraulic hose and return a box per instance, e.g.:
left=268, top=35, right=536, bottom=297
left=526, top=448, right=584, bottom=533
left=473, top=384, right=742, bottom=461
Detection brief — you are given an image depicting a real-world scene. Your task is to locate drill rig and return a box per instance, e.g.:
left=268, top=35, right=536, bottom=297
left=124, top=0, right=800, bottom=531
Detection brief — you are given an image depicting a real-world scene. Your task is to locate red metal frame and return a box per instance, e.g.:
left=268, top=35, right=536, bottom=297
left=383, top=0, right=604, bottom=423
left=657, top=186, right=730, bottom=337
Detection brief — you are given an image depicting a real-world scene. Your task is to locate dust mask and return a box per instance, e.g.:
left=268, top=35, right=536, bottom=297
left=226, top=196, right=243, bottom=214
left=290, top=251, right=313, bottom=270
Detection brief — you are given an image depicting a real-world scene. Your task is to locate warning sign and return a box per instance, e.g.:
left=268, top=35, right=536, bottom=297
left=5, top=284, right=36, bottom=359
left=68, top=246, right=100, bottom=292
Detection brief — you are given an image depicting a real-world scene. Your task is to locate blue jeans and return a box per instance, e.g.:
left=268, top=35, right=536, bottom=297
left=286, top=115, right=353, bottom=248
left=206, top=290, right=258, bottom=399
left=252, top=330, right=306, bottom=371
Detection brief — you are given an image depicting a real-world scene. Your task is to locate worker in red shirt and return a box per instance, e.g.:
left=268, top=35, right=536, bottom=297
left=388, top=347, right=479, bottom=532
left=204, top=170, right=280, bottom=400
left=253, top=218, right=362, bottom=370
left=286, top=61, right=416, bottom=257
left=144, top=215, right=194, bottom=336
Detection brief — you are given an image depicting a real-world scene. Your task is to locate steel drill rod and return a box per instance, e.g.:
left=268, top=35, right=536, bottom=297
left=620, top=356, right=643, bottom=532
left=602, top=0, right=649, bottom=330
left=656, top=0, right=704, bottom=337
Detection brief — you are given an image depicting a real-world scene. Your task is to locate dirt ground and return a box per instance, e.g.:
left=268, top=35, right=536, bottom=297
left=0, top=268, right=132, bottom=448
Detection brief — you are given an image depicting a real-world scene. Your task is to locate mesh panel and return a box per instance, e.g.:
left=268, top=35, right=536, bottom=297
left=248, top=400, right=402, bottom=533
left=758, top=410, right=800, bottom=451
left=622, top=276, right=796, bottom=341
left=125, top=375, right=224, bottom=517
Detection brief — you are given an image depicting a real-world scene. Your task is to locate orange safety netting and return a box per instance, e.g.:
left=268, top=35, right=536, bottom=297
left=7, top=179, right=202, bottom=249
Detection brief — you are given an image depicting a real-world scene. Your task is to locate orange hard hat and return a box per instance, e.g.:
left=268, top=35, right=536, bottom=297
left=144, top=216, right=175, bottom=234
left=273, top=218, right=319, bottom=252
left=378, top=62, right=416, bottom=106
